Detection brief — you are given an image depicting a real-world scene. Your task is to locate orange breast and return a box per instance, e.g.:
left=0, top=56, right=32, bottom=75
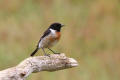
left=49, top=32, right=61, bottom=42
left=56, top=32, right=61, bottom=40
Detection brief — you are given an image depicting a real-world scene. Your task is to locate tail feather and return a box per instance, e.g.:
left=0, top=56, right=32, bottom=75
left=30, top=48, right=39, bottom=56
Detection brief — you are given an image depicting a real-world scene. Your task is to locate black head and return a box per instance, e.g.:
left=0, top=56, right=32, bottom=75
left=49, top=23, right=64, bottom=32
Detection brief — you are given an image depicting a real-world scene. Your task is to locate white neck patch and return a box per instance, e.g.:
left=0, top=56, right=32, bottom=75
left=50, top=28, right=56, bottom=34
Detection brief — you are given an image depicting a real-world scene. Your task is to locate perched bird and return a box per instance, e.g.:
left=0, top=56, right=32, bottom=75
left=30, top=23, right=64, bottom=56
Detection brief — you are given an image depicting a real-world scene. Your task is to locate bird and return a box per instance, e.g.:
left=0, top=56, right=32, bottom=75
left=30, top=22, right=64, bottom=56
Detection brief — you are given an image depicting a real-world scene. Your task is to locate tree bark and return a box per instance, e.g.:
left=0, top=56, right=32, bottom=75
left=0, top=53, right=78, bottom=80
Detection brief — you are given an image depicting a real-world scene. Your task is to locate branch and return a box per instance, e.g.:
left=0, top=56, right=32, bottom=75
left=0, top=53, right=78, bottom=80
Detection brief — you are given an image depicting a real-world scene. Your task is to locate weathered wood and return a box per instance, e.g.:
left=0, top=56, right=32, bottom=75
left=0, top=53, right=78, bottom=80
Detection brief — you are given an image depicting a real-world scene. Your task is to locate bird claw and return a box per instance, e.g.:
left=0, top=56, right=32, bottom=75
left=54, top=53, right=60, bottom=54
left=44, top=53, right=50, bottom=57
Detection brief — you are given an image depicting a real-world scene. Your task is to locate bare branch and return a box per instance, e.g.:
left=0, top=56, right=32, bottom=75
left=0, top=53, right=78, bottom=80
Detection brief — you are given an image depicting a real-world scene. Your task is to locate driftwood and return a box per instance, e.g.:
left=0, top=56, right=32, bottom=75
left=0, top=53, right=78, bottom=80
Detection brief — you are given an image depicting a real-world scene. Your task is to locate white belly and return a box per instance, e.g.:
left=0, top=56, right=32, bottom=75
left=39, top=37, right=58, bottom=48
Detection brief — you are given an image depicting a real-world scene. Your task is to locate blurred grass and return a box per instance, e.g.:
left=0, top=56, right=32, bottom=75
left=0, top=0, right=120, bottom=80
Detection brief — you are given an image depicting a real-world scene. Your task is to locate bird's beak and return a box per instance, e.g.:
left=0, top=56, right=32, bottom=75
left=61, top=24, right=65, bottom=27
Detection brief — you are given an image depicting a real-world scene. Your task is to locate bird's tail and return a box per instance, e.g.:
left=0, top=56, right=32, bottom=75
left=30, top=48, right=39, bottom=56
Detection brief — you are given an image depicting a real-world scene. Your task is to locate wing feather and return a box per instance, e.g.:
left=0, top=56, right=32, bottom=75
left=37, top=29, right=51, bottom=47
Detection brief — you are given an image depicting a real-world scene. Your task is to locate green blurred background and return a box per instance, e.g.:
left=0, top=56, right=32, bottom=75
left=0, top=0, right=120, bottom=80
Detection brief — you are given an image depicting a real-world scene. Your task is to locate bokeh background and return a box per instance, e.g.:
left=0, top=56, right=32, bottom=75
left=0, top=0, right=120, bottom=80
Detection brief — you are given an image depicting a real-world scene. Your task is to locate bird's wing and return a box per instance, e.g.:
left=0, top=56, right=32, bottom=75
left=37, top=29, right=51, bottom=47
left=41, top=29, right=51, bottom=39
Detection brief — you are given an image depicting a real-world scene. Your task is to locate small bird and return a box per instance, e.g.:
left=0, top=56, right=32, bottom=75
left=30, top=23, right=64, bottom=56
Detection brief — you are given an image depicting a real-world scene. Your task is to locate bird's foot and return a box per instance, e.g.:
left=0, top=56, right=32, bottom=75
left=54, top=52, right=60, bottom=54
left=44, top=53, right=50, bottom=57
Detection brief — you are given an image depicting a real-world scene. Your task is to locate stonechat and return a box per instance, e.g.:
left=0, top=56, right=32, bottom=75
left=30, top=23, right=64, bottom=56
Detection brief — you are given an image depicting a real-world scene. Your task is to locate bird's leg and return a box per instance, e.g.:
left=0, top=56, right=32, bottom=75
left=42, top=48, right=50, bottom=56
left=48, top=48, right=60, bottom=54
